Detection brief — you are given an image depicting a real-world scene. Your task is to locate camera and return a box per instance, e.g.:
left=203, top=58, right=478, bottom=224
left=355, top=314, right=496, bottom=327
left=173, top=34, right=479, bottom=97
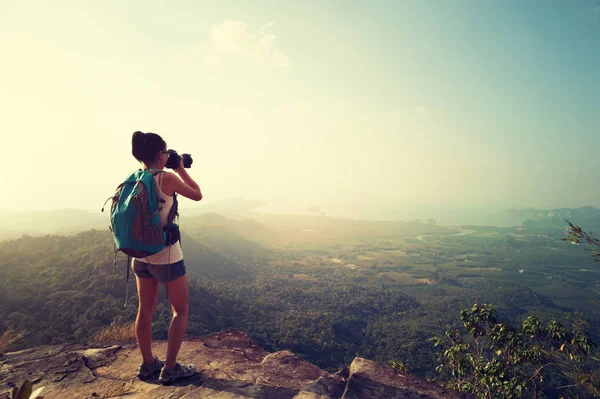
left=165, top=149, right=193, bottom=169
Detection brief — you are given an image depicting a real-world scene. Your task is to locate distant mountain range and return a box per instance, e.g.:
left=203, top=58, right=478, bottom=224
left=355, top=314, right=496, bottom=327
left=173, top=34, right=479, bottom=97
left=370, top=204, right=600, bottom=228
left=0, top=208, right=108, bottom=240
left=505, top=206, right=598, bottom=221
left=504, top=206, right=600, bottom=229
left=1, top=205, right=599, bottom=241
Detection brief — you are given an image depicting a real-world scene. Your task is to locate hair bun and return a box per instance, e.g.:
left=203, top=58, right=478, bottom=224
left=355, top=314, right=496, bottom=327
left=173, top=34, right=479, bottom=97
left=132, top=130, right=146, bottom=144
left=131, top=131, right=166, bottom=164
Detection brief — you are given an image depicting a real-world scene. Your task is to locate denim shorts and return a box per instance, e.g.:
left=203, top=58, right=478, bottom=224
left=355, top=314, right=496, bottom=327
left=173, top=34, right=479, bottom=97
left=132, top=259, right=186, bottom=282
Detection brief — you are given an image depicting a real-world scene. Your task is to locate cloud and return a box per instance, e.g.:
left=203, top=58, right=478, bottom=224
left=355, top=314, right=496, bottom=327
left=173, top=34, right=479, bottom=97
left=279, top=100, right=314, bottom=112
left=200, top=20, right=290, bottom=68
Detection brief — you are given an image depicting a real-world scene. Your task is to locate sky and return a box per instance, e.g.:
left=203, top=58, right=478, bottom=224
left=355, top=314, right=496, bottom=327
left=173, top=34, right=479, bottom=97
left=1, top=0, right=599, bottom=219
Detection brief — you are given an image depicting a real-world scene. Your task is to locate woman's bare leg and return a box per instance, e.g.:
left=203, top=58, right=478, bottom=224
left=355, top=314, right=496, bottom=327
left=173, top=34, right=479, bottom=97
left=164, top=274, right=189, bottom=368
left=135, top=276, right=159, bottom=364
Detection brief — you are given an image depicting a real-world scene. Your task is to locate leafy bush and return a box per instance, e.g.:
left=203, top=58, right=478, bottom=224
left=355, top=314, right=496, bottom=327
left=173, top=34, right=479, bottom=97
left=431, top=303, right=598, bottom=398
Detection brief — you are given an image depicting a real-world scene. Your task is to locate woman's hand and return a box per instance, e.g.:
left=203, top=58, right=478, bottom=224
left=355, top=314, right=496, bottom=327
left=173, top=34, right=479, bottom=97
left=165, top=156, right=202, bottom=201
left=175, top=155, right=185, bottom=174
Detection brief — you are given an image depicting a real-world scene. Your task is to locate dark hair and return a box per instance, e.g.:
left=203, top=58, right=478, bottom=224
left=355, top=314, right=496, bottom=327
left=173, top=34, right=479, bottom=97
left=131, top=131, right=166, bottom=164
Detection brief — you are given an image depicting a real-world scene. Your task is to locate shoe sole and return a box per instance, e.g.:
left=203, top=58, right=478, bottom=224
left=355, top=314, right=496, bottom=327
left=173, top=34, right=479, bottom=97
left=137, top=369, right=162, bottom=380
left=159, top=373, right=196, bottom=386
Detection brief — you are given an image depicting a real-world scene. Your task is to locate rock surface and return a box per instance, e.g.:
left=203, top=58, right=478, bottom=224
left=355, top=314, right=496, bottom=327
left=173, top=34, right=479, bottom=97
left=0, top=329, right=470, bottom=398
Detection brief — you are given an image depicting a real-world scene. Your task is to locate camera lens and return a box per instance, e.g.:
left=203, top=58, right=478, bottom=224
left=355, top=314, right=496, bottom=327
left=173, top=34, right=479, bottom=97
left=182, top=154, right=193, bottom=168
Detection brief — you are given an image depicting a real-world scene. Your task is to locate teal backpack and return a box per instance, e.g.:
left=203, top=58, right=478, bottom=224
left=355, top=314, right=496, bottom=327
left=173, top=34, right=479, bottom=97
left=102, top=169, right=179, bottom=305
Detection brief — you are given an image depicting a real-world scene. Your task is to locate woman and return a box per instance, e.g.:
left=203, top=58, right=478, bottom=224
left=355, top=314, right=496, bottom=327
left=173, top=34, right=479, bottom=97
left=130, top=131, right=202, bottom=385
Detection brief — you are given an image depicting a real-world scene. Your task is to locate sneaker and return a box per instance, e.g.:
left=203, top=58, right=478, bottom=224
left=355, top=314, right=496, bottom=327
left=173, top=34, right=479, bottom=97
left=136, top=356, right=164, bottom=380
left=158, top=362, right=196, bottom=385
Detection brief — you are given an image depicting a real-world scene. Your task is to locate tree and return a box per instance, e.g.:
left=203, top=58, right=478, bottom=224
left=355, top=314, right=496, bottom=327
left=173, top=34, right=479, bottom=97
left=563, top=219, right=600, bottom=263
left=431, top=303, right=598, bottom=398
left=561, top=219, right=600, bottom=396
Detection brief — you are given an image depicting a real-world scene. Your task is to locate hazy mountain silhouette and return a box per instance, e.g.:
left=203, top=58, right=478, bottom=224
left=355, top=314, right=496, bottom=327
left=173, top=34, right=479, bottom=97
left=182, top=213, right=274, bottom=257
left=1, top=206, right=599, bottom=243
left=180, top=232, right=251, bottom=280
left=0, top=209, right=106, bottom=239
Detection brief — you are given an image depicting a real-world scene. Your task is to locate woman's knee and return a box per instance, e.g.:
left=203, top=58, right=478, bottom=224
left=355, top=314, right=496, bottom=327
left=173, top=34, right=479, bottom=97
left=166, top=274, right=189, bottom=317
left=171, top=303, right=189, bottom=318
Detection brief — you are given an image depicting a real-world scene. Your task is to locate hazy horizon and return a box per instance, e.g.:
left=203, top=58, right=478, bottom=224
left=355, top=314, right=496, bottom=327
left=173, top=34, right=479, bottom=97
left=2, top=199, right=598, bottom=229
left=2, top=1, right=599, bottom=215
left=3, top=198, right=599, bottom=214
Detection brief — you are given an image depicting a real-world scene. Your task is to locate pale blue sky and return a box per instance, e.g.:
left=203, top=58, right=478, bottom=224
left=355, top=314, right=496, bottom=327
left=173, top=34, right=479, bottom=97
left=1, top=0, right=599, bottom=217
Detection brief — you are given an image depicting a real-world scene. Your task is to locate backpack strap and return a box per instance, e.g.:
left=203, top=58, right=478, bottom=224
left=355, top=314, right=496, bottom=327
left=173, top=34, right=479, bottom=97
left=101, top=182, right=126, bottom=213
left=101, top=196, right=113, bottom=213
left=112, top=241, right=118, bottom=267
left=149, top=170, right=167, bottom=210
left=149, top=169, right=165, bottom=177
left=177, top=211, right=182, bottom=250
left=167, top=193, right=179, bottom=225
left=166, top=245, right=171, bottom=302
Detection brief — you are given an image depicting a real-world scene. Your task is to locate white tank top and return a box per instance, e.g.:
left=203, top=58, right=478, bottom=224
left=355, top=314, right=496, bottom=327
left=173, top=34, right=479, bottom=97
left=135, top=171, right=184, bottom=265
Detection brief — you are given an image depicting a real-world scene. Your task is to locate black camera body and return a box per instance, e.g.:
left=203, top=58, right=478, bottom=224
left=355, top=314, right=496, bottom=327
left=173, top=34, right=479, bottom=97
left=165, top=149, right=193, bottom=169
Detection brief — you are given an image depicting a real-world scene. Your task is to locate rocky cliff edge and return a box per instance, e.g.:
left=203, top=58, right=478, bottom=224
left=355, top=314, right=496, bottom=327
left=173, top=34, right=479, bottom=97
left=0, top=329, right=471, bottom=399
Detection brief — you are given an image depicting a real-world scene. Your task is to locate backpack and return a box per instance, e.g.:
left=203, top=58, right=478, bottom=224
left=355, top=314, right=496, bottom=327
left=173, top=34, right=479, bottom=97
left=102, top=169, right=180, bottom=306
